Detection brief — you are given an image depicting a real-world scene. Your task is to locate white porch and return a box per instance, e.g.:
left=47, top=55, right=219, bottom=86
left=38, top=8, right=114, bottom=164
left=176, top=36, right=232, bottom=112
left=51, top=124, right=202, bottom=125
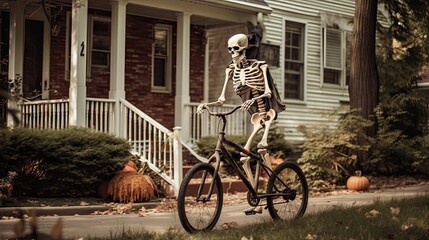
left=17, top=98, right=249, bottom=196
left=2, top=0, right=271, bottom=195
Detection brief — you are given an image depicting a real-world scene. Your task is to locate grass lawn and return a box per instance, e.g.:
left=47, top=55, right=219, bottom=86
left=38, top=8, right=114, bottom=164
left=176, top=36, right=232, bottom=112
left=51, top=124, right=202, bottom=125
left=83, top=194, right=429, bottom=240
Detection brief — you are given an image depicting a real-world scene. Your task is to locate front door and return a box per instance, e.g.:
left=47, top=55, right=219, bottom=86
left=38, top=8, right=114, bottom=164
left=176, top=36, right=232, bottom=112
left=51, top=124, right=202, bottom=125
left=23, top=19, right=44, bottom=99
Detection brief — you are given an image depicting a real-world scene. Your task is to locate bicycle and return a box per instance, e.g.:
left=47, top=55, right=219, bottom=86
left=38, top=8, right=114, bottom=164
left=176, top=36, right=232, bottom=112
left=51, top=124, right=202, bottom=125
left=177, top=105, right=308, bottom=233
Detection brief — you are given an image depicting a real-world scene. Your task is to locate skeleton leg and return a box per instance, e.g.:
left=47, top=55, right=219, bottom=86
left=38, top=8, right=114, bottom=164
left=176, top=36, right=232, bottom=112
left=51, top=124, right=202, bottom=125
left=241, top=113, right=263, bottom=188
left=257, top=109, right=276, bottom=170
left=257, top=109, right=276, bottom=149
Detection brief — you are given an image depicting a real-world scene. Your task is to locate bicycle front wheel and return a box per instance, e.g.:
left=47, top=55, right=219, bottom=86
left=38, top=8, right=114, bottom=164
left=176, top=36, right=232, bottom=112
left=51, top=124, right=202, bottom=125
left=266, top=161, right=308, bottom=220
left=177, top=162, right=223, bottom=233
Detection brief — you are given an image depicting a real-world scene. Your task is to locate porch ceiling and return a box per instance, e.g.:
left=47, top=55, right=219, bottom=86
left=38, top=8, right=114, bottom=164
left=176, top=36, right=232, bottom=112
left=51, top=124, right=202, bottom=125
left=0, top=0, right=266, bottom=27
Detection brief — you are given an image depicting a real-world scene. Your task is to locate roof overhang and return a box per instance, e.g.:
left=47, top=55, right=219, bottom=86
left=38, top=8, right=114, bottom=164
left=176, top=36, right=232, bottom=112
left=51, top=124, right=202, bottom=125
left=201, top=0, right=272, bottom=15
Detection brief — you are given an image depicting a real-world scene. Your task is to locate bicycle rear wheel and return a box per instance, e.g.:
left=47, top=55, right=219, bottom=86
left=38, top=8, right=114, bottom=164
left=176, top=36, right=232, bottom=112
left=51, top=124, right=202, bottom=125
left=177, top=162, right=223, bottom=233
left=266, top=161, right=308, bottom=220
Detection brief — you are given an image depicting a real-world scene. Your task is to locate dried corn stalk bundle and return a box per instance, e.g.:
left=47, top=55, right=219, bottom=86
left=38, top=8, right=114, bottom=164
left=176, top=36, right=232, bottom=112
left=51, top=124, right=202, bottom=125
left=108, top=172, right=156, bottom=203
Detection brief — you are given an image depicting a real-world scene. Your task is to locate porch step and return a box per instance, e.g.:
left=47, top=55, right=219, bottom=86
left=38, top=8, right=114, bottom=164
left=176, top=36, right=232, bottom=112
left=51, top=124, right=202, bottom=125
left=161, top=165, right=248, bottom=197
left=161, top=179, right=248, bottom=197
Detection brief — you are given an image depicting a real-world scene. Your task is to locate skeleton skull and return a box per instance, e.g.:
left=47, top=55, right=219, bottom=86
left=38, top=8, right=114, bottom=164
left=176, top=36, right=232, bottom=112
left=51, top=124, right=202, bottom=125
left=228, top=34, right=248, bottom=63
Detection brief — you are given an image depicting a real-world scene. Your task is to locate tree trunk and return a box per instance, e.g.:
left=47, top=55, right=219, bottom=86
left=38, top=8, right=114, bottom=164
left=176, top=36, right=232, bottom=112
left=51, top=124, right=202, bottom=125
left=349, top=0, right=379, bottom=164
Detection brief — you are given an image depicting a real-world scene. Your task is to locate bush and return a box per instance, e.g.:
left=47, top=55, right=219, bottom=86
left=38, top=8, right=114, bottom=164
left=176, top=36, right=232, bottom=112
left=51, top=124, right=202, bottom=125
left=365, top=107, right=429, bottom=176
left=0, top=127, right=132, bottom=197
left=297, top=110, right=373, bottom=188
left=195, top=126, right=293, bottom=175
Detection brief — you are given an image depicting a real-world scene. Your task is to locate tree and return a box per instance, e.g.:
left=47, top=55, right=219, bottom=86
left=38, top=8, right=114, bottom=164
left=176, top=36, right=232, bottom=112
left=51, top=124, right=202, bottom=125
left=349, top=0, right=379, bottom=165
left=349, top=0, right=429, bottom=172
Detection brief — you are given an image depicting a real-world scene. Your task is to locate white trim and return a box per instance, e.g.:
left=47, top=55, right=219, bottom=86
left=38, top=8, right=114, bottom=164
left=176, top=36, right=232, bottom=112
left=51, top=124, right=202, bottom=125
left=323, top=28, right=343, bottom=70
left=203, top=33, right=209, bottom=102
left=65, top=11, right=71, bottom=81
left=321, top=27, right=351, bottom=88
left=281, top=17, right=308, bottom=103
left=42, top=17, right=51, bottom=99
left=24, top=3, right=51, bottom=99
left=205, top=0, right=272, bottom=14
left=151, top=24, right=173, bottom=93
left=87, top=15, right=111, bottom=82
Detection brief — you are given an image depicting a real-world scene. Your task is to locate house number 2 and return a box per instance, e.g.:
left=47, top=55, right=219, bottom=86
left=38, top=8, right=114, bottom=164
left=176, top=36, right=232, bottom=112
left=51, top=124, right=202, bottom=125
left=80, top=41, right=85, bottom=56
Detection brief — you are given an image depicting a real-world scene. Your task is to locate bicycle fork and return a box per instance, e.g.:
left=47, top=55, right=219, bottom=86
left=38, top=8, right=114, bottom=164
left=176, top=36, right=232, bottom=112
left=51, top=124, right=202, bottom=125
left=197, top=151, right=222, bottom=202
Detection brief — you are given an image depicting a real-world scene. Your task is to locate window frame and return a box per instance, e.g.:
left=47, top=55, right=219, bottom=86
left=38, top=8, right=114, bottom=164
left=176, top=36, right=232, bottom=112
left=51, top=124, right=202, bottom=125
left=322, top=26, right=351, bottom=88
left=88, top=16, right=111, bottom=69
left=151, top=24, right=172, bottom=93
left=282, top=18, right=307, bottom=103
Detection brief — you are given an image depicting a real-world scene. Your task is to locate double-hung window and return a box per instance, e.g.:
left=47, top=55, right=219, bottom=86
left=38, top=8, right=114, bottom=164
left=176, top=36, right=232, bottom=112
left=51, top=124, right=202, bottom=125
left=89, top=17, right=110, bottom=68
left=284, top=20, right=305, bottom=100
left=152, top=24, right=172, bottom=92
left=323, top=25, right=351, bottom=86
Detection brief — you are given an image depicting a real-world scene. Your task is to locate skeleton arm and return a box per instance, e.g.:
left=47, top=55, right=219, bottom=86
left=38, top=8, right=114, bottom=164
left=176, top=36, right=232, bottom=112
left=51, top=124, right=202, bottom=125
left=197, top=68, right=232, bottom=114
left=241, top=64, right=272, bottom=110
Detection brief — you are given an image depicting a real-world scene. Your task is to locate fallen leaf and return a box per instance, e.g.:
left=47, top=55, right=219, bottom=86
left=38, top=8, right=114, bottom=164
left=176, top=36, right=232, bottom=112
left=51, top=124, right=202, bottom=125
left=365, top=209, right=381, bottom=218
left=390, top=207, right=400, bottom=216
left=241, top=236, right=253, bottom=240
left=80, top=201, right=89, bottom=206
left=401, top=224, right=413, bottom=230
left=222, top=221, right=239, bottom=229
left=305, top=233, right=317, bottom=239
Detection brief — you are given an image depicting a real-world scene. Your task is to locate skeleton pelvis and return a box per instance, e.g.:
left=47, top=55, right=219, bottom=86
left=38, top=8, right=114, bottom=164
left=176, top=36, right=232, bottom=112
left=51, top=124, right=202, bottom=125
left=251, top=109, right=276, bottom=127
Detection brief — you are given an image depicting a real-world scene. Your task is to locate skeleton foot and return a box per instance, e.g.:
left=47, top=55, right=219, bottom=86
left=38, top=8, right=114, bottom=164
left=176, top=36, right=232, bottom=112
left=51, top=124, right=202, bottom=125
left=243, top=206, right=263, bottom=215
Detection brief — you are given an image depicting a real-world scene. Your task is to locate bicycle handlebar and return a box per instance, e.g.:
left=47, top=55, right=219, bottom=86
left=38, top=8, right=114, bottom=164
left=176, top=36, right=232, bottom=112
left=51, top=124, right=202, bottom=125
left=203, top=105, right=242, bottom=117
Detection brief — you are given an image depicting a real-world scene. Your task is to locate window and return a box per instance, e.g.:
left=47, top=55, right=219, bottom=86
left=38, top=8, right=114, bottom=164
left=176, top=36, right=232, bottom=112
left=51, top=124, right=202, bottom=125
left=152, top=24, right=172, bottom=92
left=284, top=21, right=305, bottom=100
left=89, top=17, right=110, bottom=68
left=323, top=26, right=351, bottom=86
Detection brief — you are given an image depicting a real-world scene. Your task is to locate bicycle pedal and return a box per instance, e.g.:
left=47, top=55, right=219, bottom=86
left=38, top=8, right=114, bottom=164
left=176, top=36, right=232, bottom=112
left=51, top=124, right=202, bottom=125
left=243, top=206, right=263, bottom=215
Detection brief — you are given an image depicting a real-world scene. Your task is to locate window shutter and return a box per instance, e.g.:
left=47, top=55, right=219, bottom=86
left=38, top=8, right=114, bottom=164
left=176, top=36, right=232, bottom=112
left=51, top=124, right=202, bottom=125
left=324, top=28, right=342, bottom=70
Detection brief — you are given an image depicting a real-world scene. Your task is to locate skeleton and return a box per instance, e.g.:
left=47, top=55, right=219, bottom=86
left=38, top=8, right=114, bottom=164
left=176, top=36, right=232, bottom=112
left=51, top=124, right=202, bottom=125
left=197, top=34, right=286, bottom=197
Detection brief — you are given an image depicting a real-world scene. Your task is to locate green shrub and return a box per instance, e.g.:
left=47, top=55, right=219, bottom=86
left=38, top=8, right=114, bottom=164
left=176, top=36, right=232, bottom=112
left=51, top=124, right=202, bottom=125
left=0, top=127, right=132, bottom=197
left=195, top=126, right=293, bottom=175
left=297, top=110, right=373, bottom=188
left=365, top=106, right=429, bottom=176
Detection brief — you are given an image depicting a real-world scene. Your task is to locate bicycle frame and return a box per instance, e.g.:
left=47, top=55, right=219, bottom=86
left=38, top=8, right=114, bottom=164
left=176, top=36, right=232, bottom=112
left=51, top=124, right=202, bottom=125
left=202, top=106, right=290, bottom=202
left=178, top=105, right=308, bottom=233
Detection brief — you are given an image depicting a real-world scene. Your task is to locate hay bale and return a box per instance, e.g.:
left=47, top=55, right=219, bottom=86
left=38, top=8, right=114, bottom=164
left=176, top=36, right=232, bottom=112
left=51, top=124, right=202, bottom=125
left=108, top=172, right=156, bottom=203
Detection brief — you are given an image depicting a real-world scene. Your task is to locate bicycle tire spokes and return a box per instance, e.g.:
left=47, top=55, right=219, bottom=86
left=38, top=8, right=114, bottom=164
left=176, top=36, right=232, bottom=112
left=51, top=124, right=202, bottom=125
left=177, top=163, right=223, bottom=233
left=267, top=161, right=308, bottom=221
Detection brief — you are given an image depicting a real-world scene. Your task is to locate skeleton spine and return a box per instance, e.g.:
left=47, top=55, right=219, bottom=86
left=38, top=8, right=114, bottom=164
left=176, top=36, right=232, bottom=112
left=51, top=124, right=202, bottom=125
left=251, top=88, right=267, bottom=117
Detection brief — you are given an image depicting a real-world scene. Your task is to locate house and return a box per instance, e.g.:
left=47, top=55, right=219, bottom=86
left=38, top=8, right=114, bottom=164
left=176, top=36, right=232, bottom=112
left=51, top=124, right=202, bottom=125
left=0, top=0, right=393, bottom=194
left=0, top=0, right=272, bottom=195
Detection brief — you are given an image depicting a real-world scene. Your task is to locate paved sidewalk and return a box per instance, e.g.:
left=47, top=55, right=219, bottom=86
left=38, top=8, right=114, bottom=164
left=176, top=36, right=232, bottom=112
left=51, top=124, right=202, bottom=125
left=0, top=184, right=428, bottom=239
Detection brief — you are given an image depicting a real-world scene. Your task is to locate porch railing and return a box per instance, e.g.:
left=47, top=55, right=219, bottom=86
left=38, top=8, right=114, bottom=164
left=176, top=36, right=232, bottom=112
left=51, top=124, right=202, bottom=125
left=17, top=98, right=248, bottom=195
left=20, top=99, right=69, bottom=129
left=185, top=103, right=249, bottom=144
left=117, top=99, right=182, bottom=192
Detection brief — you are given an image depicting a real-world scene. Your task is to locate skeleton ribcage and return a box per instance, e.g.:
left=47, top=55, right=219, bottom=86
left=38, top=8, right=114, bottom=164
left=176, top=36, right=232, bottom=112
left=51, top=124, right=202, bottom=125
left=232, top=63, right=265, bottom=93
left=231, top=61, right=268, bottom=115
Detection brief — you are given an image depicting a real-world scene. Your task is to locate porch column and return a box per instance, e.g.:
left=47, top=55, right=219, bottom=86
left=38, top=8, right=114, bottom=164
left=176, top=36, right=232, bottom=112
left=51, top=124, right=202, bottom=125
left=109, top=0, right=127, bottom=136
left=174, top=12, right=191, bottom=141
left=69, top=0, right=88, bottom=127
left=7, top=0, right=25, bottom=127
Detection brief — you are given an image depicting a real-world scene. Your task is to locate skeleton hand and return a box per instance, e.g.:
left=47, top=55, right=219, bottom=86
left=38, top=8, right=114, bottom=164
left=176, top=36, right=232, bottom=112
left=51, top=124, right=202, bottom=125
left=241, top=98, right=255, bottom=111
left=197, top=103, right=207, bottom=114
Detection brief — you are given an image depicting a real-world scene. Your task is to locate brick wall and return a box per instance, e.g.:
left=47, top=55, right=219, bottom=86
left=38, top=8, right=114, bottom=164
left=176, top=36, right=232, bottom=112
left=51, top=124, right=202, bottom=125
left=48, top=9, right=205, bottom=129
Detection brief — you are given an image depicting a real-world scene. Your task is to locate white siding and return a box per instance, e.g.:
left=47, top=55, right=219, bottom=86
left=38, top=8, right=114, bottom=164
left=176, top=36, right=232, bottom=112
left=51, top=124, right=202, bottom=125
left=205, top=0, right=388, bottom=143
left=264, top=0, right=356, bottom=142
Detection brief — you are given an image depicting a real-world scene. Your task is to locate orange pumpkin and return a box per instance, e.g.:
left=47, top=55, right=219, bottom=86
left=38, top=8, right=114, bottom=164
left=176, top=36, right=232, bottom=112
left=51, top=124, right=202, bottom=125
left=347, top=171, right=369, bottom=191
left=122, top=160, right=138, bottom=172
